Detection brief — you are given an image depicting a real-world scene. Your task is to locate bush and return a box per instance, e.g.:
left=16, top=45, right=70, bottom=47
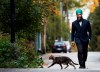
left=0, top=38, right=44, bottom=68
left=88, top=1, right=100, bottom=51
left=0, top=40, right=18, bottom=67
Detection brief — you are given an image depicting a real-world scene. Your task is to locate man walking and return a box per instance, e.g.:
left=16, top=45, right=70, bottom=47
left=71, top=9, right=92, bottom=69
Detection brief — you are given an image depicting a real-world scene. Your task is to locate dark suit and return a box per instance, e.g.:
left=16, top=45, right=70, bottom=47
left=71, top=19, right=92, bottom=67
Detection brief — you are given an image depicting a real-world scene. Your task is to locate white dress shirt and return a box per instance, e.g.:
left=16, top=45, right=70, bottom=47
left=79, top=21, right=82, bottom=26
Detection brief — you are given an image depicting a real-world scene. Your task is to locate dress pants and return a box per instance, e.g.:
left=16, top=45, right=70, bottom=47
left=76, top=39, right=88, bottom=67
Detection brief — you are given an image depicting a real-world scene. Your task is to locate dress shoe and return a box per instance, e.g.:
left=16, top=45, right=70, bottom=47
left=83, top=62, right=86, bottom=68
left=79, top=66, right=85, bottom=69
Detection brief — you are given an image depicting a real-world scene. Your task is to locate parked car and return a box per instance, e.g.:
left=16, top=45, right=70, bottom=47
left=63, top=41, right=71, bottom=53
left=52, top=41, right=67, bottom=53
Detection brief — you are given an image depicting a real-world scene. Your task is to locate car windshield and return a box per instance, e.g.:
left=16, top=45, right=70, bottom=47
left=54, top=42, right=64, bottom=45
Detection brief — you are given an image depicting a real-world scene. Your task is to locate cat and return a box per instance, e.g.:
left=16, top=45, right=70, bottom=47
left=48, top=55, right=78, bottom=69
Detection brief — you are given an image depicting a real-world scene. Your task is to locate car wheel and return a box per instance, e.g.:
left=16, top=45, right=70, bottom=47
left=64, top=50, right=67, bottom=53
left=52, top=50, right=55, bottom=53
left=68, top=48, right=71, bottom=53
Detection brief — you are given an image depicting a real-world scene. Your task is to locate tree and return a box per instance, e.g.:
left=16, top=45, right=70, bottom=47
left=88, top=0, right=100, bottom=51
left=0, top=0, right=58, bottom=53
left=0, top=0, right=43, bottom=37
left=47, top=15, right=69, bottom=40
left=0, top=0, right=10, bottom=33
left=46, top=14, right=70, bottom=52
left=0, top=0, right=56, bottom=37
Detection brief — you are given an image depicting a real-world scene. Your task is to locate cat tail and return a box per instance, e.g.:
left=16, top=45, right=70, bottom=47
left=71, top=60, right=78, bottom=65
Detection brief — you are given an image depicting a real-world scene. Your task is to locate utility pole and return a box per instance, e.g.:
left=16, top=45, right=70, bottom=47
left=60, top=0, right=63, bottom=41
left=10, top=0, right=15, bottom=43
left=10, top=0, right=18, bottom=60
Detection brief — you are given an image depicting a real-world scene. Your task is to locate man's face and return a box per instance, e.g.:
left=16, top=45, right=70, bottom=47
left=77, top=14, right=82, bottom=20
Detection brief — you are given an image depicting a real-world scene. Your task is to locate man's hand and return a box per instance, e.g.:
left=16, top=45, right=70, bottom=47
left=71, top=41, right=75, bottom=48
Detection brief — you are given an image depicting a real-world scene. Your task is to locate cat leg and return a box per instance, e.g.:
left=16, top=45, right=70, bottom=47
left=69, top=62, right=76, bottom=69
left=60, top=63, right=63, bottom=69
left=65, top=64, right=69, bottom=69
left=48, top=63, right=55, bottom=68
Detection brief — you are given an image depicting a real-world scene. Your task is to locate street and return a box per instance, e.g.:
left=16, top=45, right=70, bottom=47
left=42, top=52, right=100, bottom=70
left=0, top=52, right=100, bottom=72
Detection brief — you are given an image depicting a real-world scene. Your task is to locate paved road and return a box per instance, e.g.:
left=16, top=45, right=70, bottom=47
left=0, top=68, right=100, bottom=72
left=0, top=52, right=100, bottom=72
left=42, top=52, right=100, bottom=70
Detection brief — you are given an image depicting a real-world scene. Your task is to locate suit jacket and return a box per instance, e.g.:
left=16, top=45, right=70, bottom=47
left=71, top=19, right=92, bottom=43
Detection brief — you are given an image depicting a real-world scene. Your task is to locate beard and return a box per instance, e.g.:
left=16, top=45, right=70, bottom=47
left=77, top=17, right=83, bottom=21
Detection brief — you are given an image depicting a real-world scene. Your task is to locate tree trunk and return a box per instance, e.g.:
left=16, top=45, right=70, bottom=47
left=41, top=17, right=47, bottom=54
left=66, top=0, right=69, bottom=25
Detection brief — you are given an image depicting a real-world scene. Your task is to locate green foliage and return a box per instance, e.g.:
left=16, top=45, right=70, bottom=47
left=0, top=0, right=58, bottom=41
left=15, top=0, right=43, bottom=33
left=0, top=0, right=10, bottom=32
left=0, top=36, right=43, bottom=68
left=61, top=20, right=70, bottom=40
left=88, top=1, right=100, bottom=51
left=0, top=0, right=42, bottom=34
left=47, top=15, right=61, bottom=39
left=47, top=15, right=69, bottom=40
left=60, top=0, right=84, bottom=11
left=46, top=15, right=69, bottom=52
left=0, top=40, right=18, bottom=67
